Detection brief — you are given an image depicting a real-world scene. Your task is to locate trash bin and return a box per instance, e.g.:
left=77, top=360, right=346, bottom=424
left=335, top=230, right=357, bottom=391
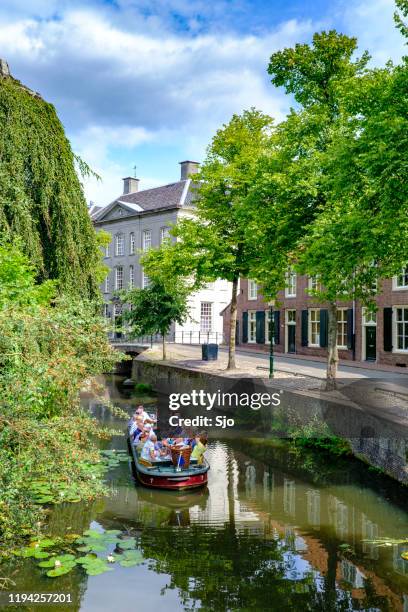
left=202, top=343, right=218, bottom=361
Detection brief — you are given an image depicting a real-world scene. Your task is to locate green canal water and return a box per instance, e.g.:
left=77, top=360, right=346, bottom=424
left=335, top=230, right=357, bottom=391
left=3, top=374, right=408, bottom=611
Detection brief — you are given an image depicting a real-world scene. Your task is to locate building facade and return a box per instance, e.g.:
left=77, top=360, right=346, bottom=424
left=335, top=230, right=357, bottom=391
left=94, top=161, right=230, bottom=342
left=222, top=273, right=408, bottom=367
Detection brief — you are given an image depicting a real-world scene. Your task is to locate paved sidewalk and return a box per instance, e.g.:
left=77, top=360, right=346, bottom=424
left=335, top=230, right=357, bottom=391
left=136, top=342, right=408, bottom=382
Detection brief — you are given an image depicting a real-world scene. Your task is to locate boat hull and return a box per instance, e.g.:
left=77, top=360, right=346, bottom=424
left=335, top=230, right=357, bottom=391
left=127, top=434, right=209, bottom=491
left=136, top=469, right=208, bottom=490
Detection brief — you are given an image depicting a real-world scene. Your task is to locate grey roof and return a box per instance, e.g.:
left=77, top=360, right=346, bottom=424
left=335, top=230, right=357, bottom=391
left=94, top=179, right=200, bottom=223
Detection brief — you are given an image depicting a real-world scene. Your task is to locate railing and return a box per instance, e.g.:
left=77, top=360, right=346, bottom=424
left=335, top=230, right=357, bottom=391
left=110, top=330, right=225, bottom=346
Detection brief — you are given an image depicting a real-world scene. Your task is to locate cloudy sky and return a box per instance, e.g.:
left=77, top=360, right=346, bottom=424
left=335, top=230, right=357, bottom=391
left=0, top=0, right=405, bottom=205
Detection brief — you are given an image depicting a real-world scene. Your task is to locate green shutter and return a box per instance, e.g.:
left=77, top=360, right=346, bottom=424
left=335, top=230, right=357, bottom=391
left=301, top=310, right=309, bottom=347
left=319, top=309, right=328, bottom=347
left=347, top=308, right=354, bottom=350
left=274, top=311, right=280, bottom=344
left=383, top=308, right=393, bottom=352
left=256, top=311, right=265, bottom=344
left=242, top=312, right=248, bottom=343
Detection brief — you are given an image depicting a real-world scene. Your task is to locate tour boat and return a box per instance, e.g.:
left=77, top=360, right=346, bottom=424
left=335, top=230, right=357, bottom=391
left=127, top=434, right=209, bottom=491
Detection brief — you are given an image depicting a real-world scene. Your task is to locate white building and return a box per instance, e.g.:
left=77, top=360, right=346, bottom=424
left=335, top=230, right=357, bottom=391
left=93, top=161, right=230, bottom=343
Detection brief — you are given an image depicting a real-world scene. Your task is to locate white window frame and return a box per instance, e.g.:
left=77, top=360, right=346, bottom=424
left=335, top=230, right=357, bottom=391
left=362, top=308, right=377, bottom=326
left=248, top=279, right=258, bottom=300
left=142, top=269, right=149, bottom=288
left=129, top=265, right=134, bottom=289
left=393, top=306, right=408, bottom=353
left=285, top=269, right=296, bottom=298
left=104, top=274, right=110, bottom=293
left=142, top=229, right=152, bottom=251
left=200, top=302, right=213, bottom=333
left=308, top=275, right=320, bottom=293
left=248, top=310, right=257, bottom=343
left=115, top=266, right=123, bottom=290
left=337, top=308, right=348, bottom=349
left=129, top=232, right=135, bottom=255
left=309, top=308, right=320, bottom=347
left=393, top=267, right=408, bottom=290
left=105, top=242, right=110, bottom=258
left=103, top=304, right=109, bottom=318
left=115, top=233, right=124, bottom=256
left=160, top=226, right=170, bottom=244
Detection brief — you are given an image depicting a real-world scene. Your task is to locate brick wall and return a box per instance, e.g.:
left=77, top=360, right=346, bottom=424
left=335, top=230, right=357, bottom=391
left=222, top=277, right=408, bottom=368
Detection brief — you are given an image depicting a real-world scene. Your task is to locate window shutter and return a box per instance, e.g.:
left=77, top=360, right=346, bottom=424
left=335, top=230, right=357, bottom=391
left=273, top=311, right=280, bottom=344
left=383, top=307, right=393, bottom=352
left=347, top=308, right=354, bottom=350
left=242, top=312, right=248, bottom=344
left=235, top=321, right=240, bottom=346
left=301, top=310, right=309, bottom=347
left=256, top=311, right=265, bottom=344
left=319, top=309, right=328, bottom=347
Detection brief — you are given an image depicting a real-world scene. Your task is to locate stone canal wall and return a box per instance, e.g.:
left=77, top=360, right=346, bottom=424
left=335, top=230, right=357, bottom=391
left=131, top=355, right=408, bottom=485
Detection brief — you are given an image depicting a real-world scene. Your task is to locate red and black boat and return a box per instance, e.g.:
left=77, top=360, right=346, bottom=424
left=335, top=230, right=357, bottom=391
left=128, top=434, right=209, bottom=491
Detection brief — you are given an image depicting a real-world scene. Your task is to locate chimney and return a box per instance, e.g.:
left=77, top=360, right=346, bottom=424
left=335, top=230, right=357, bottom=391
left=122, top=177, right=139, bottom=195
left=179, top=160, right=199, bottom=181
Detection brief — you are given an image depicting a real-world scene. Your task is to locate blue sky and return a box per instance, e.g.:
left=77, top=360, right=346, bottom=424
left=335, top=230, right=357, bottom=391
left=0, top=0, right=405, bottom=205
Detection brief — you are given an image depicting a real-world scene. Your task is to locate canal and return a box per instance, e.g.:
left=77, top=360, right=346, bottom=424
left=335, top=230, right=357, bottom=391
left=4, top=374, right=408, bottom=611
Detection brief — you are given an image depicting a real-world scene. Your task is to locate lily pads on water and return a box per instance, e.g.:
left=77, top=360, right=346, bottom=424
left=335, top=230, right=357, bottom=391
left=74, top=554, right=113, bottom=576
left=39, top=554, right=77, bottom=578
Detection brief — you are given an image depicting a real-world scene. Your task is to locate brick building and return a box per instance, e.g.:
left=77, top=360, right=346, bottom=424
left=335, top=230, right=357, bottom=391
left=222, top=271, right=408, bottom=367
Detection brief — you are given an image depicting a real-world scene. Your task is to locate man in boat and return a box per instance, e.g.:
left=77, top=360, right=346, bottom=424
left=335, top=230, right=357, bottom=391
left=141, top=433, right=159, bottom=462
left=191, top=433, right=208, bottom=465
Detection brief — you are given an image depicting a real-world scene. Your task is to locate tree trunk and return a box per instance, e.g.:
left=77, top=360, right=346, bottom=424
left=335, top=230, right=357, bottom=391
left=162, top=334, right=166, bottom=361
left=227, top=276, right=239, bottom=370
left=326, top=301, right=338, bottom=390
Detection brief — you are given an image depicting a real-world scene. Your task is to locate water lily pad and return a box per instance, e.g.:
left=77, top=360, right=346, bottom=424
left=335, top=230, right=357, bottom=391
left=46, top=565, right=74, bottom=578
left=118, top=538, right=136, bottom=550
left=401, top=551, right=408, bottom=560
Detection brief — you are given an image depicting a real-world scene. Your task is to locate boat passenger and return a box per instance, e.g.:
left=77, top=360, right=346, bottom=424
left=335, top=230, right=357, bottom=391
left=129, top=415, right=140, bottom=436
left=136, top=405, right=150, bottom=421
left=135, top=431, right=148, bottom=453
left=141, top=433, right=159, bottom=462
left=191, top=434, right=208, bottom=465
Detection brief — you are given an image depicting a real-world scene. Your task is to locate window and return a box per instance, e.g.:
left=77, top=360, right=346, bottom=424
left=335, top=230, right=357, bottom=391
left=105, top=242, right=110, bottom=258
left=129, top=265, right=134, bottom=289
left=200, top=302, right=213, bottom=333
left=362, top=308, right=377, bottom=325
left=309, top=309, right=320, bottom=346
left=265, top=310, right=277, bottom=345
left=129, top=232, right=135, bottom=255
left=248, top=279, right=258, bottom=300
left=104, top=274, right=110, bottom=293
left=394, top=267, right=408, bottom=289
left=142, top=229, right=152, bottom=251
left=395, top=307, right=408, bottom=351
left=115, top=233, right=124, bottom=256
left=142, top=269, right=149, bottom=288
left=337, top=308, right=348, bottom=348
left=308, top=275, right=320, bottom=293
left=103, top=304, right=109, bottom=318
left=285, top=269, right=296, bottom=297
left=113, top=303, right=122, bottom=318
left=160, top=227, right=170, bottom=244
left=115, top=266, right=123, bottom=290
left=248, top=311, right=257, bottom=343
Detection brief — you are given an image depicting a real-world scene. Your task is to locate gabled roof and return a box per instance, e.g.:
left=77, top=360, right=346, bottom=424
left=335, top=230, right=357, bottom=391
left=94, top=178, right=199, bottom=223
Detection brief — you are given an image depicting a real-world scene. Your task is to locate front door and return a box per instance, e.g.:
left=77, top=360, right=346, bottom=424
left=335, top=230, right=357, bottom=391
left=288, top=325, right=296, bottom=353
left=365, top=326, right=376, bottom=360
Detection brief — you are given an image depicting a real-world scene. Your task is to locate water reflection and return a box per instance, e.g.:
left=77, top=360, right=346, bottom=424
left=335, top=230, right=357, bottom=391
left=3, top=375, right=407, bottom=611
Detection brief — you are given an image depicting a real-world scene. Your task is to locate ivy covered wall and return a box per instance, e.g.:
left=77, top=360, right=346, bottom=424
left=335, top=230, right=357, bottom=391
left=0, top=62, right=100, bottom=298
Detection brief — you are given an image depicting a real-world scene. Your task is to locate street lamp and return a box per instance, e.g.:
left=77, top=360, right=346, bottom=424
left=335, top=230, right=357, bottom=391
left=268, top=299, right=275, bottom=379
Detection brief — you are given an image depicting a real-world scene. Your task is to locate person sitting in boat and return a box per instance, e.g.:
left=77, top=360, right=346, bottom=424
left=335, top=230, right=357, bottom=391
left=141, top=433, right=159, bottom=462
left=134, top=431, right=148, bottom=453
left=129, top=414, right=141, bottom=436
left=191, top=433, right=208, bottom=465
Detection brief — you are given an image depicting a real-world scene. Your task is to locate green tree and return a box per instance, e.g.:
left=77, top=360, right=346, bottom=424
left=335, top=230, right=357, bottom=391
left=0, top=65, right=101, bottom=298
left=144, top=109, right=273, bottom=369
left=121, top=279, right=190, bottom=360
left=247, top=32, right=369, bottom=388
